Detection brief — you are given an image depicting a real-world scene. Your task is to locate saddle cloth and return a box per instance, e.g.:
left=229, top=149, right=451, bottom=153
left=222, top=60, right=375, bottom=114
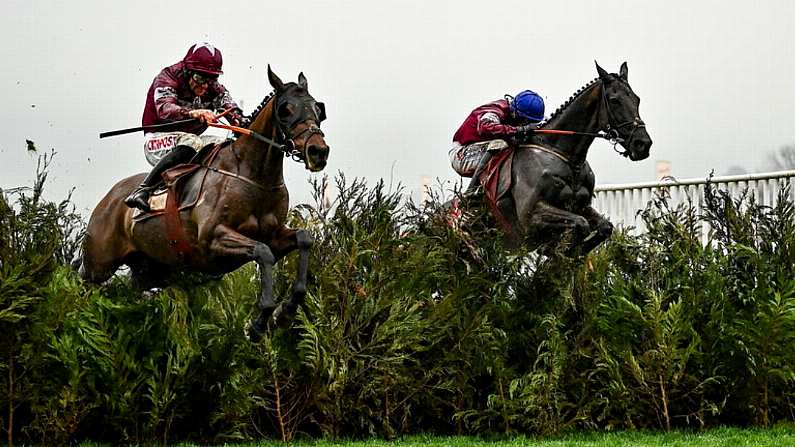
left=479, top=147, right=515, bottom=234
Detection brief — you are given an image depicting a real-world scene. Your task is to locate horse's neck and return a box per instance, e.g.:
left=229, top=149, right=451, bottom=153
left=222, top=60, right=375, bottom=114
left=233, top=102, right=284, bottom=187
left=541, top=82, right=603, bottom=164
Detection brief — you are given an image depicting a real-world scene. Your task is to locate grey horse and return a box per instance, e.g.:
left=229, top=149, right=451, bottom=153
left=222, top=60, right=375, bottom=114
left=484, top=62, right=653, bottom=254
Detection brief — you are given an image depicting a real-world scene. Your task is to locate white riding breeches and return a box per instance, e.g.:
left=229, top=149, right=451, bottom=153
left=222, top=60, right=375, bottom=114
left=143, top=132, right=225, bottom=166
left=449, top=139, right=509, bottom=177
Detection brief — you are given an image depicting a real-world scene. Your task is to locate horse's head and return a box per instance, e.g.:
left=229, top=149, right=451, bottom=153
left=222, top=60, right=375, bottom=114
left=596, top=61, right=653, bottom=161
left=268, top=66, right=330, bottom=172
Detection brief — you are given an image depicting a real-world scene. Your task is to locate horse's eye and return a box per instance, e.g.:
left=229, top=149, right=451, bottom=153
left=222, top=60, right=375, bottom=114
left=277, top=103, right=293, bottom=121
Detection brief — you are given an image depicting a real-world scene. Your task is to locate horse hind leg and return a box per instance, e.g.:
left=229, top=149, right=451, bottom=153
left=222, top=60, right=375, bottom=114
left=527, top=201, right=591, bottom=253
left=127, top=253, right=170, bottom=291
left=578, top=206, right=614, bottom=255
left=79, top=234, right=125, bottom=284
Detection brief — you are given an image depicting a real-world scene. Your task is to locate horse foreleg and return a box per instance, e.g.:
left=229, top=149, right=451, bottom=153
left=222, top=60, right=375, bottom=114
left=579, top=206, right=614, bottom=254
left=527, top=201, right=591, bottom=252
left=127, top=253, right=170, bottom=291
left=270, top=228, right=313, bottom=325
left=210, top=225, right=276, bottom=341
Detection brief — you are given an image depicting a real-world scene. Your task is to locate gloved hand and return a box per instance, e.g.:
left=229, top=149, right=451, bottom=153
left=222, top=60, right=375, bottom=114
left=515, top=124, right=537, bottom=135
left=189, top=109, right=217, bottom=124
left=227, top=111, right=251, bottom=128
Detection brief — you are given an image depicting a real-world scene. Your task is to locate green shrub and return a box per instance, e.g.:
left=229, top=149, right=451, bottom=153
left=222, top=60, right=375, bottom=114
left=2, top=159, right=794, bottom=444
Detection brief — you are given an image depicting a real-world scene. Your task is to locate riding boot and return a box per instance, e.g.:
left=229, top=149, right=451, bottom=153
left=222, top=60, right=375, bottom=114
left=124, top=145, right=196, bottom=212
left=463, top=150, right=495, bottom=197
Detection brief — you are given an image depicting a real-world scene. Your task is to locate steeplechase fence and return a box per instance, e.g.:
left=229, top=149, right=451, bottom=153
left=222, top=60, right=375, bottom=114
left=593, top=170, right=795, bottom=239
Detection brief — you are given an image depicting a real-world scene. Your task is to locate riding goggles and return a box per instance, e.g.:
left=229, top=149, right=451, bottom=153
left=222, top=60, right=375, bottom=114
left=190, top=72, right=218, bottom=85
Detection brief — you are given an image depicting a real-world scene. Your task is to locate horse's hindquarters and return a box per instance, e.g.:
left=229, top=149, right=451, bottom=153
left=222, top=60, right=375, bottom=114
left=81, top=174, right=143, bottom=283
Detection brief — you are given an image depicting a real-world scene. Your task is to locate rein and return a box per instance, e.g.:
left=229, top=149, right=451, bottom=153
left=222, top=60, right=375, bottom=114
left=199, top=88, right=324, bottom=189
left=529, top=78, right=642, bottom=158
left=207, top=122, right=285, bottom=150
left=533, top=128, right=622, bottom=144
left=209, top=86, right=324, bottom=164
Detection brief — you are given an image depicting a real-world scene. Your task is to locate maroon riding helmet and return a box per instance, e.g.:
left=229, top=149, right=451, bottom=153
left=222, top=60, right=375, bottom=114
left=183, top=42, right=223, bottom=75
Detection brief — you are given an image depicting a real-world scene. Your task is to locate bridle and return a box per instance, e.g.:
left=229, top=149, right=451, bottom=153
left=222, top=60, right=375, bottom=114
left=600, top=78, right=646, bottom=157
left=271, top=91, right=326, bottom=163
left=236, top=89, right=326, bottom=164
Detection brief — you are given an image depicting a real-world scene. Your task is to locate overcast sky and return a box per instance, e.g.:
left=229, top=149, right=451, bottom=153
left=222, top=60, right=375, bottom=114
left=1, top=0, right=794, bottom=215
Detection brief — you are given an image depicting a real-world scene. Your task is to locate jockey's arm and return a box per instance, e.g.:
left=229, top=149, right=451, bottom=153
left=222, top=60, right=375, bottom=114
left=476, top=111, right=518, bottom=141
left=153, top=85, right=192, bottom=121
left=211, top=85, right=245, bottom=126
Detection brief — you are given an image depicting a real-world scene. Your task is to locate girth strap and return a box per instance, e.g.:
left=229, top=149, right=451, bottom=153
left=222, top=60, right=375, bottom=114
left=164, top=182, right=194, bottom=263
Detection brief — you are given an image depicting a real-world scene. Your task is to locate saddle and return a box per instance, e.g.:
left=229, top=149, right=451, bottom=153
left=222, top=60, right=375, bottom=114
left=131, top=140, right=231, bottom=261
left=131, top=141, right=230, bottom=222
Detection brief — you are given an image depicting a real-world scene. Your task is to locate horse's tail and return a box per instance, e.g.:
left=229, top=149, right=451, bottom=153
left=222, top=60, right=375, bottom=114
left=69, top=233, right=86, bottom=278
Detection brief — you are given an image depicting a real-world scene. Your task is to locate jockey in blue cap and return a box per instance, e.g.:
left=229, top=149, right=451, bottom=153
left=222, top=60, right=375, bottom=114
left=450, top=90, right=545, bottom=196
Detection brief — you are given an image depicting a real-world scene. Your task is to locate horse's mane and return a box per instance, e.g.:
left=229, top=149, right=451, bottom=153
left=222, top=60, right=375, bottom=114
left=244, top=82, right=305, bottom=125
left=539, top=78, right=600, bottom=129
left=244, top=91, right=276, bottom=125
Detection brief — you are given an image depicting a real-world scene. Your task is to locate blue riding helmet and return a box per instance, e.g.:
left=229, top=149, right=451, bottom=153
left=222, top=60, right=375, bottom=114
left=511, top=90, right=545, bottom=122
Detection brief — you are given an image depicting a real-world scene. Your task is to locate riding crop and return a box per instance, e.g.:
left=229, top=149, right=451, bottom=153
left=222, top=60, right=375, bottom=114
left=98, top=107, right=238, bottom=139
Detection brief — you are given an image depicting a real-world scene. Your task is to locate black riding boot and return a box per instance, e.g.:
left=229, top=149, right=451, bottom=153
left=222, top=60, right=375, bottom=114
left=463, top=150, right=495, bottom=197
left=124, top=145, right=196, bottom=212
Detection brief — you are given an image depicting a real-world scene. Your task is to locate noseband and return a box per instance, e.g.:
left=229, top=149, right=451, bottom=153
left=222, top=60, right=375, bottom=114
left=273, top=93, right=326, bottom=163
left=600, top=80, right=646, bottom=157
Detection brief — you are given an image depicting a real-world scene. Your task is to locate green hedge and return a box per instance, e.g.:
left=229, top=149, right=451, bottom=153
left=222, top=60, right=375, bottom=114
left=1, top=161, right=794, bottom=444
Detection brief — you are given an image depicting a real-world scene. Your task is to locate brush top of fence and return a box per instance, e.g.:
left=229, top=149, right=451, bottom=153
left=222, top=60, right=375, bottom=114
left=595, top=170, right=795, bottom=192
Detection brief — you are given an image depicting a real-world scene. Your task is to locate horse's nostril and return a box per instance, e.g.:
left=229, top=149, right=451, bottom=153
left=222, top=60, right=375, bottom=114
left=308, top=145, right=328, bottom=160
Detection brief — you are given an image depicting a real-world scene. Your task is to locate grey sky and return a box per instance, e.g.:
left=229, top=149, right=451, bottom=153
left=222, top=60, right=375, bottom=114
left=2, top=0, right=794, bottom=215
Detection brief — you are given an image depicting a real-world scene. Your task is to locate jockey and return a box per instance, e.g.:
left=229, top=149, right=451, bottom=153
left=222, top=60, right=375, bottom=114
left=450, top=90, right=545, bottom=195
left=124, top=42, right=247, bottom=212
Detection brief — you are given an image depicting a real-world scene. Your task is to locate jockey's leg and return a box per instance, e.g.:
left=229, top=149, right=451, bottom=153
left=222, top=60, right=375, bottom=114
left=464, top=151, right=494, bottom=196
left=124, top=145, right=196, bottom=211
left=459, top=140, right=507, bottom=197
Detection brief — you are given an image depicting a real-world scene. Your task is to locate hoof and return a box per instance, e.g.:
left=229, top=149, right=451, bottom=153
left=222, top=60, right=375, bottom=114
left=244, top=320, right=266, bottom=343
left=141, top=287, right=163, bottom=299
left=271, top=302, right=297, bottom=328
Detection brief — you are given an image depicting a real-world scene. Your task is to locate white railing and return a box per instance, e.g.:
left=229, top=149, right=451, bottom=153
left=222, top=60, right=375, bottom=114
left=593, top=170, right=795, bottom=237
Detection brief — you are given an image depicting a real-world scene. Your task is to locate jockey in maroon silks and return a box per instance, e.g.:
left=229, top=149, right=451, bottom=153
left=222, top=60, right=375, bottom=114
left=450, top=90, right=545, bottom=196
left=124, top=42, right=247, bottom=212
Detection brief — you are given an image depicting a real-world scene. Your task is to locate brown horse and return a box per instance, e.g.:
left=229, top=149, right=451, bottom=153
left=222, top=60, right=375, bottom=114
left=79, top=67, right=330, bottom=340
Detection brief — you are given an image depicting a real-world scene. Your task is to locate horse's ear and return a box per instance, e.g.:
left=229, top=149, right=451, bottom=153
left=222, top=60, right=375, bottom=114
left=595, top=60, right=609, bottom=80
left=298, top=72, right=308, bottom=90
left=619, top=62, right=628, bottom=81
left=267, top=65, right=285, bottom=91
